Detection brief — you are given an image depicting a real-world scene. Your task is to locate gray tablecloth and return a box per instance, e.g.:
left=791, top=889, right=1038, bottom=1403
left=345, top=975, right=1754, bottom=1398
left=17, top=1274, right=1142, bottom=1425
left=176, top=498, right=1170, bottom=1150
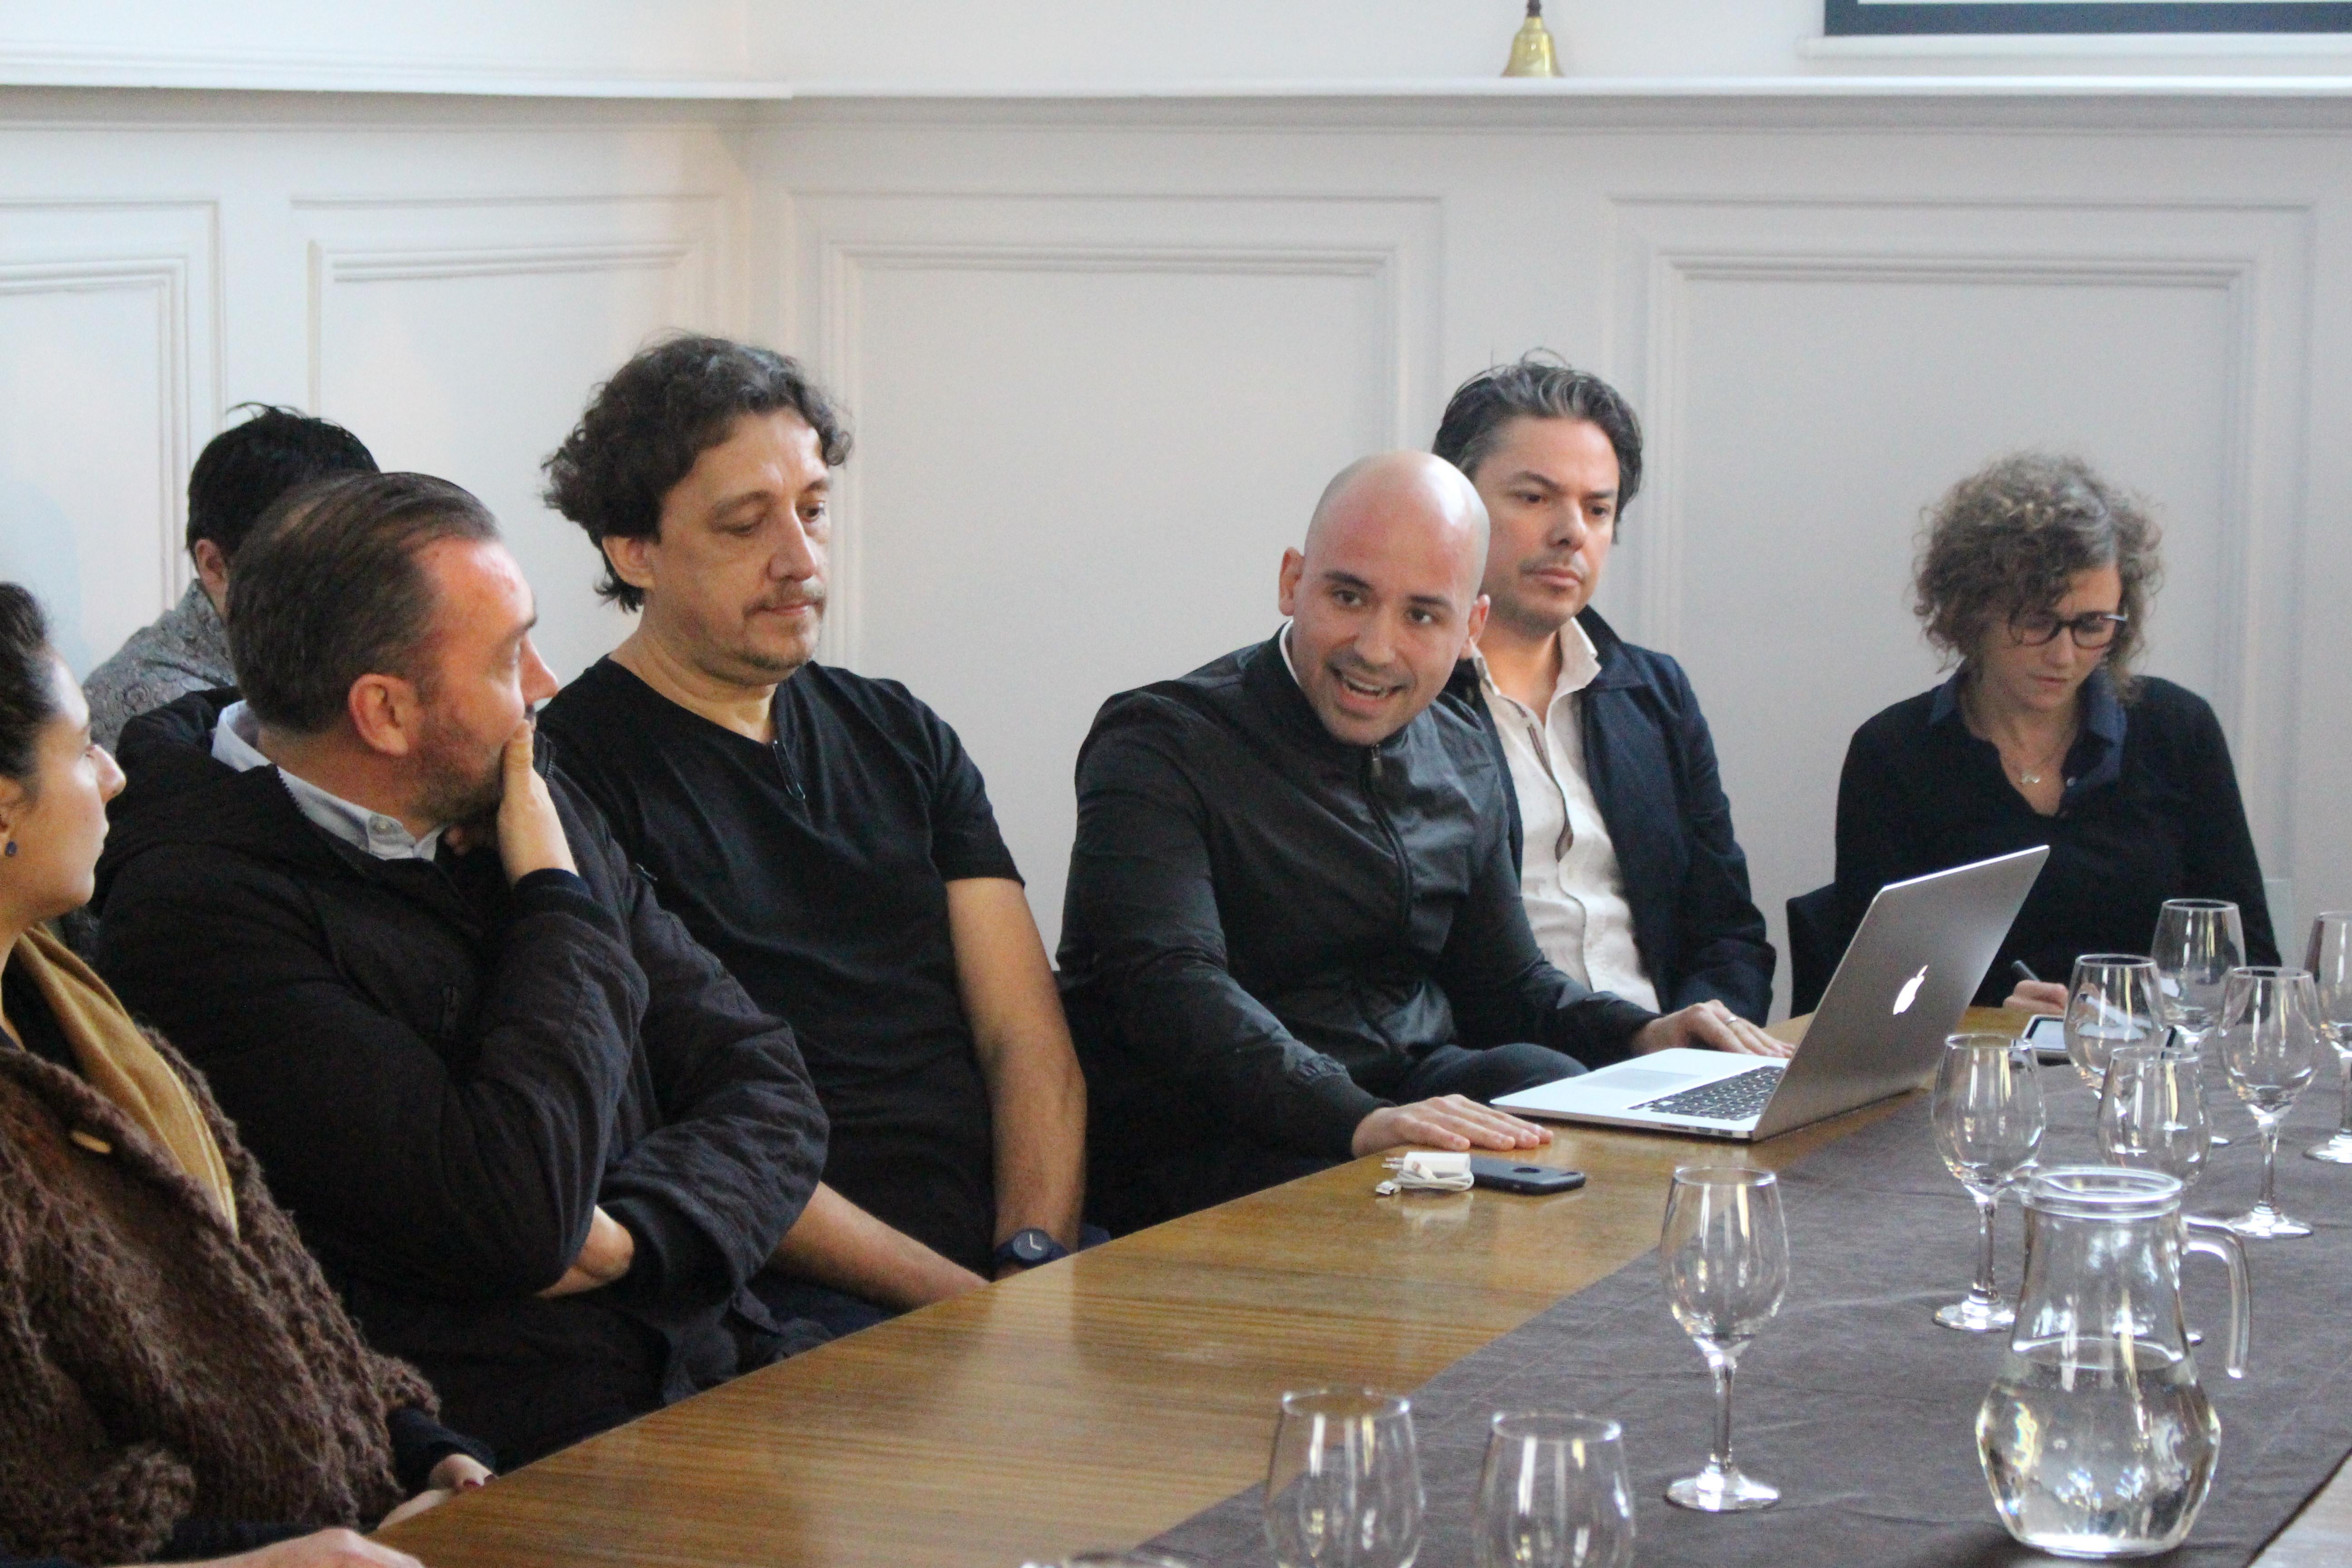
left=1149, top=1083, right=2352, bottom=1567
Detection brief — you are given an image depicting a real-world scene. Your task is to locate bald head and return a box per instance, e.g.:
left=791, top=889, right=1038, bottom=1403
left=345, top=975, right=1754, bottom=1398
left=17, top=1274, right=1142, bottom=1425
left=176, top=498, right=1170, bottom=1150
left=1305, top=451, right=1490, bottom=602
left=1277, top=451, right=1493, bottom=747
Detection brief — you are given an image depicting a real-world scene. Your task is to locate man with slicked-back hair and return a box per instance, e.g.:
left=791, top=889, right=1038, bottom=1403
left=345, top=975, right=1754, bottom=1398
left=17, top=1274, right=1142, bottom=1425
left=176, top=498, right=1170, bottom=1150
left=93, top=471, right=830, bottom=1468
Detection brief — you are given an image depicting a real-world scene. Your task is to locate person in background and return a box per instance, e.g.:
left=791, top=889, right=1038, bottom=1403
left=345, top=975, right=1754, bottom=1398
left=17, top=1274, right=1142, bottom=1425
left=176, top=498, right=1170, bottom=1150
left=1433, top=355, right=1773, bottom=1024
left=539, top=337, right=1086, bottom=1333
left=92, top=473, right=830, bottom=1467
left=1834, top=453, right=2278, bottom=1011
left=1057, top=451, right=1788, bottom=1235
left=0, top=582, right=490, bottom=1568
left=83, top=407, right=377, bottom=749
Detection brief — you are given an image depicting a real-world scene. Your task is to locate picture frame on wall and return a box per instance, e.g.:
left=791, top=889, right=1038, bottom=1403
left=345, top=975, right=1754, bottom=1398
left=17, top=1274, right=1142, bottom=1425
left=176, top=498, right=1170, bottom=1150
left=1825, top=0, right=2352, bottom=33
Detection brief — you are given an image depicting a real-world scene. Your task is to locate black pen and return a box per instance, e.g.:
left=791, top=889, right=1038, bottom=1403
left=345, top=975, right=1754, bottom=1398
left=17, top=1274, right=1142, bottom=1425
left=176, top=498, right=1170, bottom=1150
left=2011, top=960, right=2041, bottom=986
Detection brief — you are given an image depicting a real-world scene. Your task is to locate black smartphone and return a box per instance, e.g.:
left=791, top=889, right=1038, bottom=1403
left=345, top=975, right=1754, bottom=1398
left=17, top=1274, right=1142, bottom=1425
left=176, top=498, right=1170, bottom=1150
left=2023, top=1013, right=2069, bottom=1063
left=1468, top=1156, right=1587, bottom=1196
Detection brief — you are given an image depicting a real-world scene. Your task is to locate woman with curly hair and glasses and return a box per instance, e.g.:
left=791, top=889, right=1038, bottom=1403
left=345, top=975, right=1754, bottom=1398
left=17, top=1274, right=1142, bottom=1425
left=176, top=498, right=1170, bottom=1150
left=1833, top=453, right=2277, bottom=1010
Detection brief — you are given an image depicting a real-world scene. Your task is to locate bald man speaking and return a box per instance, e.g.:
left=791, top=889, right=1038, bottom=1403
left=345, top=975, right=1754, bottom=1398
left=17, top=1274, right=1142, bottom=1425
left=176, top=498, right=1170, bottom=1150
left=1057, top=453, right=1785, bottom=1231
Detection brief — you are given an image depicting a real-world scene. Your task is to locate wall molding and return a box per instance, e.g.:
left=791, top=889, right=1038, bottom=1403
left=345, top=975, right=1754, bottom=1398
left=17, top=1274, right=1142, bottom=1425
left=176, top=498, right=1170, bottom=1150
left=1610, top=192, right=2312, bottom=877
left=298, top=196, right=733, bottom=414
left=0, top=256, right=191, bottom=608
left=0, top=201, right=216, bottom=627
left=792, top=192, right=1442, bottom=671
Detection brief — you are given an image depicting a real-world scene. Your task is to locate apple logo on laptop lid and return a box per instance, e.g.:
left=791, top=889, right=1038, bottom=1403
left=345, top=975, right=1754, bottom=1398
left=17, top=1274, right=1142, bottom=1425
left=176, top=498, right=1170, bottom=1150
left=1892, top=965, right=1929, bottom=1015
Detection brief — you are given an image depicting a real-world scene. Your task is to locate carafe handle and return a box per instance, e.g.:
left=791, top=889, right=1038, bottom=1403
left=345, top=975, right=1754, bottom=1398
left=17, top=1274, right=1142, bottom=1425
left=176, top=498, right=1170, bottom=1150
left=2184, top=1215, right=2251, bottom=1379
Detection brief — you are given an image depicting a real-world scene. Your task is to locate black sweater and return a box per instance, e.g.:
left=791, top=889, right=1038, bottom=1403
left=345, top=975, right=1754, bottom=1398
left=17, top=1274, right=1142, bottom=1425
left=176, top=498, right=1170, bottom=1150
left=1834, top=670, right=2278, bottom=1005
left=1057, top=632, right=1657, bottom=1163
left=92, top=691, right=829, bottom=1467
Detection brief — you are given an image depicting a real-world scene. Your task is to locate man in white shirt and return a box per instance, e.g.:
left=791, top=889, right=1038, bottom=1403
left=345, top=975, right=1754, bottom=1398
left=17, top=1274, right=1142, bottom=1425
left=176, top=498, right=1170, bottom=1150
left=1435, top=356, right=1774, bottom=1023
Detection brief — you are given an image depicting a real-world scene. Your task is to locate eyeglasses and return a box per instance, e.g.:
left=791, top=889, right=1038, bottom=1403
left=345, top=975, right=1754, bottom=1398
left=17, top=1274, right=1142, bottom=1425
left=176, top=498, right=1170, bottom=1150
left=2010, top=609, right=2127, bottom=649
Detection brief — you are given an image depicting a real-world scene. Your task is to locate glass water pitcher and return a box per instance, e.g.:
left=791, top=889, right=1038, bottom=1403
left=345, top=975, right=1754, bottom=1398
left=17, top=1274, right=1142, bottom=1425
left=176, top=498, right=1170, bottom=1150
left=1976, top=1166, right=2251, bottom=1559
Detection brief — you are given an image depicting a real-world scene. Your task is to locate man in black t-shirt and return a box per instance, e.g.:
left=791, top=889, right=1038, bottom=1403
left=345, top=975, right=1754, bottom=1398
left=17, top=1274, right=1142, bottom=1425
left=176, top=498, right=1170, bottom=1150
left=539, top=336, right=1086, bottom=1329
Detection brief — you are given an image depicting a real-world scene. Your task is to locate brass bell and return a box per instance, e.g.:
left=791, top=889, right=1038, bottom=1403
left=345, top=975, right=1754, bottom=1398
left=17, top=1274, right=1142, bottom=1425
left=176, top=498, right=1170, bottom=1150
left=1502, top=0, right=1563, bottom=78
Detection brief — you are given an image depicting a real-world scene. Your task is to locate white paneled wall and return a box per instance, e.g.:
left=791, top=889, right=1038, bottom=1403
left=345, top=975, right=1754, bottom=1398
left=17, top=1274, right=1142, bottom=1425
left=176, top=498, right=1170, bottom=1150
left=754, top=98, right=2352, bottom=1009
left=2, top=84, right=2347, bottom=1020
left=0, top=98, right=749, bottom=687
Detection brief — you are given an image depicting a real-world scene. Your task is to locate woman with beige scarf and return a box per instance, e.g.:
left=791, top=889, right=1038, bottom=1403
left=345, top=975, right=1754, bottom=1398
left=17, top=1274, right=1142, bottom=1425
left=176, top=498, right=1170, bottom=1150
left=0, top=583, right=490, bottom=1568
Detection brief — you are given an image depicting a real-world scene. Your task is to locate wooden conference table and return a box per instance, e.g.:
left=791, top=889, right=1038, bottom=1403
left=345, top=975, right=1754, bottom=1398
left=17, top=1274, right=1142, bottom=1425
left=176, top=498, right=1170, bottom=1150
left=382, top=1009, right=2351, bottom=1567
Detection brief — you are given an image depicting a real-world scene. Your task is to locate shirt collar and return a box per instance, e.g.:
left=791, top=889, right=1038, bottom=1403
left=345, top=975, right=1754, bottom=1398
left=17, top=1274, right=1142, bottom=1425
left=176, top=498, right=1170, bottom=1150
left=1471, top=620, right=1602, bottom=713
left=1928, top=664, right=2128, bottom=795
left=210, top=701, right=447, bottom=862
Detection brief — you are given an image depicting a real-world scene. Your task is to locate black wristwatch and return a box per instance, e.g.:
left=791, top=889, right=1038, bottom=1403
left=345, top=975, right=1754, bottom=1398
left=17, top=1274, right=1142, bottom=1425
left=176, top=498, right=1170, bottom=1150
left=991, top=1227, right=1070, bottom=1271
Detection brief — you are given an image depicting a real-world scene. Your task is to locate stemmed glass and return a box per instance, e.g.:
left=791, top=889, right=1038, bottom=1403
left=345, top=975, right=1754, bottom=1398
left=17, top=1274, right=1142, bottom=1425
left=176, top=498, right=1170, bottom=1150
left=2152, top=900, right=2245, bottom=1144
left=1660, top=1166, right=1789, bottom=1513
left=1931, top=1034, right=2047, bottom=1333
left=2215, top=967, right=2325, bottom=1240
left=1473, top=1412, right=1635, bottom=1568
left=2097, top=1043, right=2213, bottom=1189
left=2064, top=956, right=2166, bottom=1092
left=1264, top=1389, right=1423, bottom=1568
left=2303, top=913, right=2352, bottom=1164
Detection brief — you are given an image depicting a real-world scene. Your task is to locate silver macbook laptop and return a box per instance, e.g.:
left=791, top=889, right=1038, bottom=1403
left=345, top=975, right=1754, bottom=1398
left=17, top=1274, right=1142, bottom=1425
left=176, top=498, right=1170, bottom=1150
left=1492, top=846, right=2048, bottom=1141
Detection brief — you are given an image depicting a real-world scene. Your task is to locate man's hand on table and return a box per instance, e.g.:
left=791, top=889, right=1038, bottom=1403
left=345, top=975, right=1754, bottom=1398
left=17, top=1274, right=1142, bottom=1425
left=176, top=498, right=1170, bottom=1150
left=1352, top=1096, right=1551, bottom=1158
left=1635, top=1000, right=1793, bottom=1059
left=2003, top=980, right=2067, bottom=1016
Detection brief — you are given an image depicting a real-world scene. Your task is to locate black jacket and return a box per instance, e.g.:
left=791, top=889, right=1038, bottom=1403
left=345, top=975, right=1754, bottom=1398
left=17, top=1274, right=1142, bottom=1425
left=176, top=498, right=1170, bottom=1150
left=1445, top=609, right=1774, bottom=1023
left=1057, top=633, right=1658, bottom=1163
left=92, top=691, right=828, bottom=1467
left=1835, top=671, right=2278, bottom=1004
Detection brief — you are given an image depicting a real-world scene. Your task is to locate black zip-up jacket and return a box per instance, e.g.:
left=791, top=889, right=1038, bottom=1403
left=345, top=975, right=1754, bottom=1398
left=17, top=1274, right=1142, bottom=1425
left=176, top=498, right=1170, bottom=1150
left=1443, top=608, right=1774, bottom=1024
left=1056, top=632, right=1658, bottom=1163
left=90, top=690, right=828, bottom=1467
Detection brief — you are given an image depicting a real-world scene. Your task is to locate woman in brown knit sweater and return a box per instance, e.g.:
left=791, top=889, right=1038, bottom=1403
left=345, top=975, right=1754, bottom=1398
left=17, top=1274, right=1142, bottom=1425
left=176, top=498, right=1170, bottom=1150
left=0, top=583, right=491, bottom=1568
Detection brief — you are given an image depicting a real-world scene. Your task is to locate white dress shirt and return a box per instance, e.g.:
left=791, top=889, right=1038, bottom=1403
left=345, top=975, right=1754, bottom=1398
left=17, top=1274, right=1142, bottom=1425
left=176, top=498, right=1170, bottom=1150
left=211, top=700, right=449, bottom=862
left=1475, top=627, right=1661, bottom=1011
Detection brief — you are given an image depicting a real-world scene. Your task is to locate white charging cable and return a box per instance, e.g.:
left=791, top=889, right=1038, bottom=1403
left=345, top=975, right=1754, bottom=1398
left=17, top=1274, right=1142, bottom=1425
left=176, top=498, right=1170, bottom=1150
left=1374, top=1150, right=1474, bottom=1196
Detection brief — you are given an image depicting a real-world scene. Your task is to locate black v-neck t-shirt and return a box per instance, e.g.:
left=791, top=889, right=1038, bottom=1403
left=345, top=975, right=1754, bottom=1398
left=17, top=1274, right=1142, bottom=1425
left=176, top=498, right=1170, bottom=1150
left=542, top=657, right=1022, bottom=1274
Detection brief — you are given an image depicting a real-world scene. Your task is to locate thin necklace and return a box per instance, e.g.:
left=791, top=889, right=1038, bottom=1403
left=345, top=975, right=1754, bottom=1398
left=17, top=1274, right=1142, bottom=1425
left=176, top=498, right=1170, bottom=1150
left=1965, top=687, right=2076, bottom=787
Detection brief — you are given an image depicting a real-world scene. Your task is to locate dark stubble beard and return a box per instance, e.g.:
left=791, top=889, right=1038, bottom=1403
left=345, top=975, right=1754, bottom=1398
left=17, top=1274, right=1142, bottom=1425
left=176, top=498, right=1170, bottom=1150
left=413, top=707, right=507, bottom=838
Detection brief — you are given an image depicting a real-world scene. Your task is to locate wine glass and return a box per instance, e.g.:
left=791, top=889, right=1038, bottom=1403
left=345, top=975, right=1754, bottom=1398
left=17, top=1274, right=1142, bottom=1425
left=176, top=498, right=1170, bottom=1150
left=1931, top=1034, right=2046, bottom=1333
left=2151, top=901, right=2244, bottom=1047
left=1474, top=1412, right=1635, bottom=1568
left=2152, top=900, right=2245, bottom=1145
left=1264, top=1389, right=1423, bottom=1568
left=2303, top=912, right=2352, bottom=1164
left=2098, top=1043, right=2212, bottom=1187
left=2215, top=967, right=2325, bottom=1240
left=2064, top=956, right=2165, bottom=1091
left=1660, top=1166, right=1789, bottom=1512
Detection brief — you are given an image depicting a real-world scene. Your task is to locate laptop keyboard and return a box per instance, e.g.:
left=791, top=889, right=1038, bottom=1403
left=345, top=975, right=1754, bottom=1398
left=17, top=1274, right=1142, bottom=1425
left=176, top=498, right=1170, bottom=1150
left=1630, top=1063, right=1787, bottom=1122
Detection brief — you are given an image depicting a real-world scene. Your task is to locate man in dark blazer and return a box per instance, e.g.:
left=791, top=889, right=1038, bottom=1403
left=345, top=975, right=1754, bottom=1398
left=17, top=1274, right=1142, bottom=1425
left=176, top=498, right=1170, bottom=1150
left=1434, top=356, right=1774, bottom=1024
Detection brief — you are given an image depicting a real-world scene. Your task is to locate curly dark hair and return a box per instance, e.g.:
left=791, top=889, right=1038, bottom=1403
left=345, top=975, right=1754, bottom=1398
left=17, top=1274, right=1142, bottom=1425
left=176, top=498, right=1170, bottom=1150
left=228, top=472, right=500, bottom=735
left=1913, top=453, right=2164, bottom=694
left=1432, top=352, right=1644, bottom=522
left=542, top=335, right=851, bottom=612
left=0, top=583, right=58, bottom=791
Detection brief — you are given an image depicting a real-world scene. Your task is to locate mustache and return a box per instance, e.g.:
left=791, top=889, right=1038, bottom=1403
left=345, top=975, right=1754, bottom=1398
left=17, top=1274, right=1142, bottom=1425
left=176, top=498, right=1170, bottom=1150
left=752, top=581, right=828, bottom=613
left=1519, top=554, right=1585, bottom=578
